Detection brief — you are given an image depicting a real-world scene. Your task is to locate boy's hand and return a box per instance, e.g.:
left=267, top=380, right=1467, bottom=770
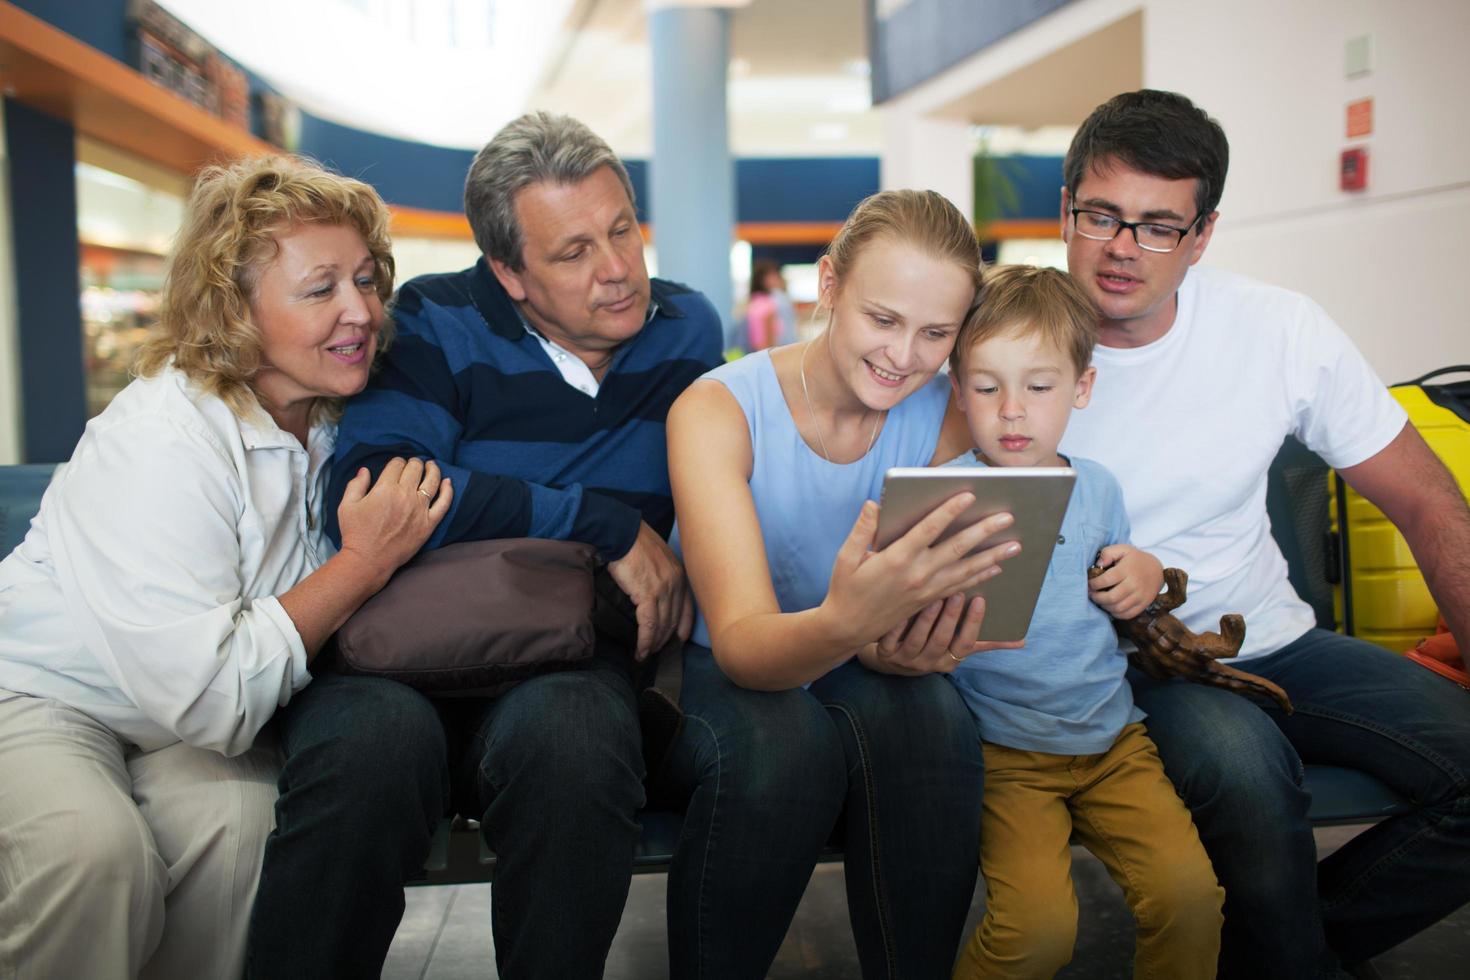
left=1088, top=544, right=1164, bottom=620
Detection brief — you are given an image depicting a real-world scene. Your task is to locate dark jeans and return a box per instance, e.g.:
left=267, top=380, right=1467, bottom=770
left=246, top=672, right=448, bottom=979
left=661, top=647, right=984, bottom=979
left=1132, top=628, right=1470, bottom=978
left=450, top=649, right=646, bottom=980
left=246, top=651, right=646, bottom=980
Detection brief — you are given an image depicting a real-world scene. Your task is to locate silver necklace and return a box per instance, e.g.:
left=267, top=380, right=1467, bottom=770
left=798, top=339, right=884, bottom=462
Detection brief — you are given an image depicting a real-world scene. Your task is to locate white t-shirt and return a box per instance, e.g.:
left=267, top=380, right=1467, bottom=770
left=0, top=367, right=324, bottom=754
left=1060, top=266, right=1407, bottom=660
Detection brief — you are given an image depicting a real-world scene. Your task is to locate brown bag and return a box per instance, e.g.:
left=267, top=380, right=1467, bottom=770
left=335, top=538, right=599, bottom=696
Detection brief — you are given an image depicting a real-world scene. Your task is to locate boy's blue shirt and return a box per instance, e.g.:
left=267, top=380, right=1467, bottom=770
left=943, top=451, right=1144, bottom=754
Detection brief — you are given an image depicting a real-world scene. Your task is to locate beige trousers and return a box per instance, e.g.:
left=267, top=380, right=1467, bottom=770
left=0, top=689, right=279, bottom=979
left=954, top=723, right=1224, bottom=980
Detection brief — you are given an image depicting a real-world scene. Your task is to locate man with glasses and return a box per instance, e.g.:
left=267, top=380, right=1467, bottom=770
left=1057, top=89, right=1470, bottom=978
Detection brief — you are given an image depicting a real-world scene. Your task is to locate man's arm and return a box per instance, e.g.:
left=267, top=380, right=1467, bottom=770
left=325, top=289, right=642, bottom=563
left=1339, top=422, right=1470, bottom=669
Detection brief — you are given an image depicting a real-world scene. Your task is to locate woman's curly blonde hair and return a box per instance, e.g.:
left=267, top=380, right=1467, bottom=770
left=134, top=154, right=396, bottom=417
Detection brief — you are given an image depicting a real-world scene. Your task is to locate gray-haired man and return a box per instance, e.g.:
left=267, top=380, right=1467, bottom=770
left=248, top=112, right=723, bottom=979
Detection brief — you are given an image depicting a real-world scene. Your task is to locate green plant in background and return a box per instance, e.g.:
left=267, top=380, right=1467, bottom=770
left=972, top=135, right=1023, bottom=238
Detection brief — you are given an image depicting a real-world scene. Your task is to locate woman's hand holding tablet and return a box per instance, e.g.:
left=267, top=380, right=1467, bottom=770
left=871, top=467, right=1078, bottom=644
left=819, top=492, right=1024, bottom=675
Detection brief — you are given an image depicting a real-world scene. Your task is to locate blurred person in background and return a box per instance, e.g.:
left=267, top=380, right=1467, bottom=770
left=744, top=258, right=798, bottom=350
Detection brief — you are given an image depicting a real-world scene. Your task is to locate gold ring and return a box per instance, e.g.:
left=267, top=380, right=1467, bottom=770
left=417, top=488, right=432, bottom=500
left=946, top=652, right=962, bottom=664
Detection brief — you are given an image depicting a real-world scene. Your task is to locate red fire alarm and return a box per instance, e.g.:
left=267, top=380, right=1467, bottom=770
left=1341, top=147, right=1369, bottom=191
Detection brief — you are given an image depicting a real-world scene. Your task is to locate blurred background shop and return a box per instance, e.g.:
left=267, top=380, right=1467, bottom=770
left=1, top=0, right=1466, bottom=467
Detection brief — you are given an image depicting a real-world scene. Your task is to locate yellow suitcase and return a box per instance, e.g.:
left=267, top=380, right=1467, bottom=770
left=1330, top=368, right=1470, bottom=651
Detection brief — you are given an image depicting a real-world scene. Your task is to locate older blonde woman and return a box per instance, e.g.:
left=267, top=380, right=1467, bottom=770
left=0, top=156, right=449, bottom=979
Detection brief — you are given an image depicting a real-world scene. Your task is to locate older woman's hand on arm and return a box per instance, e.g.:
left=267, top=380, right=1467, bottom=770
left=278, top=457, right=452, bottom=656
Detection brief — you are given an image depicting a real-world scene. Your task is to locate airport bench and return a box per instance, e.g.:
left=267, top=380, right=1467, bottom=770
left=0, top=446, right=1414, bottom=890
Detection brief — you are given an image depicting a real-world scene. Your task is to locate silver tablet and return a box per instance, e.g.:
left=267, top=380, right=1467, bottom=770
left=873, top=467, right=1077, bottom=642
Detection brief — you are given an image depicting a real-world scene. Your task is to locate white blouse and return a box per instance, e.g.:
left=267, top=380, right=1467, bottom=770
left=0, top=367, right=329, bottom=755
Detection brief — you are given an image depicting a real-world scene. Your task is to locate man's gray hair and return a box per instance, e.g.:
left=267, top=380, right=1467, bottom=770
left=464, top=111, right=636, bottom=270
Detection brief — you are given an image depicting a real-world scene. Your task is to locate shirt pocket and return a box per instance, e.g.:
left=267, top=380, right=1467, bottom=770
left=1045, top=521, right=1113, bottom=586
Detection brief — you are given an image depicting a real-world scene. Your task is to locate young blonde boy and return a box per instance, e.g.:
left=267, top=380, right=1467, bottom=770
left=945, top=265, right=1222, bottom=979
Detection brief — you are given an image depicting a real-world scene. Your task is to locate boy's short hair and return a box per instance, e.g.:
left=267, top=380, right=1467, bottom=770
left=950, top=265, right=1099, bottom=377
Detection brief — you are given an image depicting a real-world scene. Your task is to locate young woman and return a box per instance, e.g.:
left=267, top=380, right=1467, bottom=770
left=664, top=189, right=1019, bottom=978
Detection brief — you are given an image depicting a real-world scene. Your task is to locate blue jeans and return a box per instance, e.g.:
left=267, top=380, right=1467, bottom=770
left=246, top=672, right=449, bottom=979
left=662, top=647, right=984, bottom=979
left=1132, top=628, right=1470, bottom=978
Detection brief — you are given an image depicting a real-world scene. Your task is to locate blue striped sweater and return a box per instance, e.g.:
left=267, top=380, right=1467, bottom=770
left=327, top=260, right=723, bottom=561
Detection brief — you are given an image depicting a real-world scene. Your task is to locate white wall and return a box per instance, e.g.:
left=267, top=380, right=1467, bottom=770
left=878, top=0, right=1469, bottom=382
left=0, top=100, right=22, bottom=465
left=1146, top=0, right=1469, bottom=383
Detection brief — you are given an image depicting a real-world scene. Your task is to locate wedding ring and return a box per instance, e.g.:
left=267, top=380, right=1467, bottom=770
left=946, top=652, right=962, bottom=664
left=417, top=488, right=433, bottom=501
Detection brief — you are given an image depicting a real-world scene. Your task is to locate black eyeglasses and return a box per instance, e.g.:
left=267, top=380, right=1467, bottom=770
left=1070, top=208, right=1204, bottom=253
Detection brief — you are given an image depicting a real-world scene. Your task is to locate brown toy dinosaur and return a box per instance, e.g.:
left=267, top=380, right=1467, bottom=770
left=1088, top=565, right=1294, bottom=714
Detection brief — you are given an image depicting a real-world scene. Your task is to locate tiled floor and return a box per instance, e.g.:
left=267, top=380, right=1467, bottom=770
left=384, top=825, right=1470, bottom=979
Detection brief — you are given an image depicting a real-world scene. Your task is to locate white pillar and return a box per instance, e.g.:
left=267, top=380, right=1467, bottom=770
left=646, top=0, right=747, bottom=336
left=880, top=109, right=974, bottom=219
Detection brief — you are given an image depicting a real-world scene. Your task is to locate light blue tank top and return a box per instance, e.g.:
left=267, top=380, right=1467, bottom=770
left=679, top=349, right=950, bottom=650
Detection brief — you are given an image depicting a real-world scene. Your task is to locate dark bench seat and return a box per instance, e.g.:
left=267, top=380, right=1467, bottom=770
left=414, top=762, right=1412, bottom=886
left=0, top=453, right=1416, bottom=891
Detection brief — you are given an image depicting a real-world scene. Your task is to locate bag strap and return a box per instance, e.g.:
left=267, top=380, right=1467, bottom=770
left=651, top=635, right=683, bottom=704
left=1335, top=471, right=1356, bottom=637
left=1396, top=367, right=1470, bottom=425
left=1398, top=366, right=1470, bottom=386
left=638, top=637, right=685, bottom=784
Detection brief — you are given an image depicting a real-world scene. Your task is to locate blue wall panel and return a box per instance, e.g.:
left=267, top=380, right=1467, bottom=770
left=4, top=99, right=88, bottom=463
left=12, top=0, right=129, bottom=61
left=623, top=159, right=650, bottom=223
left=281, top=136, right=879, bottom=228
left=736, top=158, right=881, bottom=223
left=997, top=155, right=1065, bottom=220
left=296, top=113, right=477, bottom=215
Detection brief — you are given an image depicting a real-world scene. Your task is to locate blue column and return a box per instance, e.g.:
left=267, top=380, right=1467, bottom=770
left=4, top=98, right=86, bottom=463
left=648, top=2, right=737, bottom=342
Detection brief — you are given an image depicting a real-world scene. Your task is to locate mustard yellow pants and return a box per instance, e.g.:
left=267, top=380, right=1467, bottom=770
left=954, top=723, right=1223, bottom=980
